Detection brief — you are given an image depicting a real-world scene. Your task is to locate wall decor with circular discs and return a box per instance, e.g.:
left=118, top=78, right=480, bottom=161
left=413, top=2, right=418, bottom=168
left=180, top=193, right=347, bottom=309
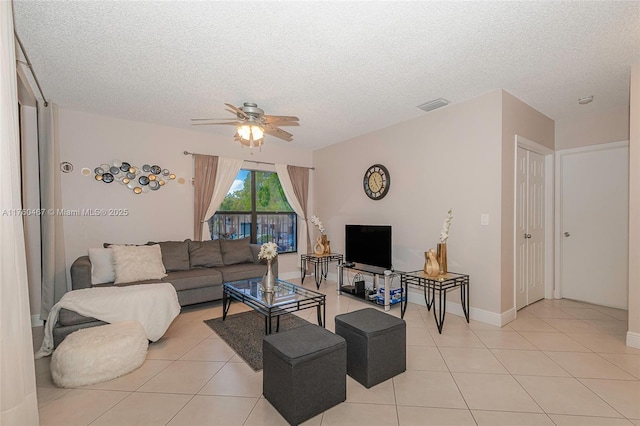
left=92, top=160, right=176, bottom=194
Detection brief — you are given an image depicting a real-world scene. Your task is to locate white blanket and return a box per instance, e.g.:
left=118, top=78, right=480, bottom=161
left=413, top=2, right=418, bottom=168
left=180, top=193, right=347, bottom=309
left=35, top=283, right=180, bottom=359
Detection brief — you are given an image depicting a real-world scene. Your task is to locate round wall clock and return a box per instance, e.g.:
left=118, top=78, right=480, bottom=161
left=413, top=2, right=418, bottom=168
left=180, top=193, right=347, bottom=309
left=363, top=164, right=390, bottom=200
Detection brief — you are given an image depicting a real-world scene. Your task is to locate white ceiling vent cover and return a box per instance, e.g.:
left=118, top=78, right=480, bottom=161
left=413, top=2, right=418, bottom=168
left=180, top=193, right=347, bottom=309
left=417, top=98, right=450, bottom=112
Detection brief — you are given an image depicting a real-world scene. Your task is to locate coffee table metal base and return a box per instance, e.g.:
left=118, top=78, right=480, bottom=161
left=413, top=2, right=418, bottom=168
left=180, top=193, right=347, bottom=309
left=222, top=279, right=326, bottom=334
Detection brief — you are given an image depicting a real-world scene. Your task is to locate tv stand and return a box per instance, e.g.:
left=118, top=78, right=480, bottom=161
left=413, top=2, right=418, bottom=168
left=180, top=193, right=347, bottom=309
left=337, top=263, right=404, bottom=311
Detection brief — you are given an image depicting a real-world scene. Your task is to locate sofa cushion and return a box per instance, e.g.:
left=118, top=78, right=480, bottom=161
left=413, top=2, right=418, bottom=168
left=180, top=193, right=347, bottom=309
left=162, top=268, right=223, bottom=292
left=215, top=263, right=268, bottom=283
left=149, top=240, right=191, bottom=272
left=188, top=240, right=224, bottom=268
left=220, top=238, right=254, bottom=265
left=58, top=308, right=99, bottom=327
left=111, top=244, right=167, bottom=284
left=88, top=248, right=115, bottom=284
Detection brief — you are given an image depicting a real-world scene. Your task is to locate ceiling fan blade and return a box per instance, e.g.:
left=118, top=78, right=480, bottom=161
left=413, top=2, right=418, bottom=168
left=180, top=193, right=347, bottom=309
left=264, top=124, right=293, bottom=141
left=191, top=117, right=237, bottom=121
left=224, top=103, right=249, bottom=119
left=263, top=114, right=299, bottom=123
left=191, top=121, right=239, bottom=126
left=263, top=120, right=299, bottom=127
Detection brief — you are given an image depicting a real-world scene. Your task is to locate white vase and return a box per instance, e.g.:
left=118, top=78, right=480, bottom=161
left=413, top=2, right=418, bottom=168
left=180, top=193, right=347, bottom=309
left=262, top=259, right=276, bottom=293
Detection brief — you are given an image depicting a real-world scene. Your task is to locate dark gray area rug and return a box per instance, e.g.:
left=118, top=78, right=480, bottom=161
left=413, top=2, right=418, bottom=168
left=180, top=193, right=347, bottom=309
left=204, top=310, right=311, bottom=371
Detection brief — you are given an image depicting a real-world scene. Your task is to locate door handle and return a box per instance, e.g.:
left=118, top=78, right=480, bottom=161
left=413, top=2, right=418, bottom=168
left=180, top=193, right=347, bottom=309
left=564, top=232, right=570, bottom=237
left=524, top=233, right=532, bottom=239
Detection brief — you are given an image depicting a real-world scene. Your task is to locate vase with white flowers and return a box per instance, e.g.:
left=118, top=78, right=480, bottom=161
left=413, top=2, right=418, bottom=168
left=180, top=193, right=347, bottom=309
left=310, top=215, right=330, bottom=255
left=437, top=209, right=453, bottom=273
left=258, top=241, right=278, bottom=292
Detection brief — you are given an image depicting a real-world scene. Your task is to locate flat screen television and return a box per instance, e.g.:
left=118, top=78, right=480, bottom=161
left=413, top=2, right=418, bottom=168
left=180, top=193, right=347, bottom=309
left=345, top=225, right=392, bottom=269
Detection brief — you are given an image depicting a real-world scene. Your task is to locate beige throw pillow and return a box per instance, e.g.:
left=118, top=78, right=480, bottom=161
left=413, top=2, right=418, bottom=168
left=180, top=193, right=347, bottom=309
left=111, top=244, right=167, bottom=284
left=88, top=248, right=115, bottom=284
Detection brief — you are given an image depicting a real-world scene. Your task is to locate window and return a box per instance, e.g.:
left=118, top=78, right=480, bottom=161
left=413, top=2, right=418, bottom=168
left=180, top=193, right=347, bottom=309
left=208, top=170, right=297, bottom=253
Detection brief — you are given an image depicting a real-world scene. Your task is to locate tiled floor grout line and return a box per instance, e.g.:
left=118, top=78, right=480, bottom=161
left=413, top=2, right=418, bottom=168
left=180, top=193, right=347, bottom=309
left=472, top=326, right=553, bottom=417
left=415, top=301, right=637, bottom=423
left=34, top=284, right=638, bottom=426
left=231, top=394, right=263, bottom=426
left=572, top=376, right=630, bottom=420
left=162, top=393, right=198, bottom=426
left=512, top=310, right=635, bottom=421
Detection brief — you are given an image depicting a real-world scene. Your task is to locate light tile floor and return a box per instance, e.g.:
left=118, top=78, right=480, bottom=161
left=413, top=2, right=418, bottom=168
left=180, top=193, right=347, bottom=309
left=32, top=277, right=640, bottom=426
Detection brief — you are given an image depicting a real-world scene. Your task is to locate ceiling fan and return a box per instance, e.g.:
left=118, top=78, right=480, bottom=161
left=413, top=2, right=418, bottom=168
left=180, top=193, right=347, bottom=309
left=191, top=102, right=299, bottom=148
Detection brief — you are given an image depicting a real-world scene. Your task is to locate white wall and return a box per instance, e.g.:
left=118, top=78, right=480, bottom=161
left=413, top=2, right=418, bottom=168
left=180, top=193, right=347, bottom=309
left=555, top=105, right=629, bottom=150
left=56, top=108, right=313, bottom=284
left=313, top=89, right=556, bottom=324
left=500, top=91, right=555, bottom=313
left=313, top=90, right=504, bottom=317
left=549, top=98, right=636, bottom=348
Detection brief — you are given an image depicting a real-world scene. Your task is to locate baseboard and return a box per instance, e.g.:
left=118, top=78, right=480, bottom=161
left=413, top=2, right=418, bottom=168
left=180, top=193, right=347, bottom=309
left=31, top=314, right=43, bottom=327
left=406, top=288, right=507, bottom=327
left=627, top=331, right=640, bottom=349
left=285, top=274, right=512, bottom=328
left=499, top=307, right=517, bottom=327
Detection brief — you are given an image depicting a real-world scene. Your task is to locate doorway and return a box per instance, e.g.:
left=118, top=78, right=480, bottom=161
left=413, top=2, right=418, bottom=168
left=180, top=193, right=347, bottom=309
left=516, top=146, right=544, bottom=309
left=515, top=139, right=552, bottom=311
left=557, top=141, right=629, bottom=309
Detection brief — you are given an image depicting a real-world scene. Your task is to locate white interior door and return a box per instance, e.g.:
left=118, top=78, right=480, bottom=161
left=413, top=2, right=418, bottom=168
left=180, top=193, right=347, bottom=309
left=560, top=143, right=629, bottom=309
left=516, top=147, right=546, bottom=310
left=516, top=147, right=528, bottom=310
left=528, top=150, right=545, bottom=304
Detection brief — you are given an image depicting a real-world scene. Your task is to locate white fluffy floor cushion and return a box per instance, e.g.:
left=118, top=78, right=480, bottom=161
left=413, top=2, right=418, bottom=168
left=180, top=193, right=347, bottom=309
left=51, top=320, right=148, bottom=388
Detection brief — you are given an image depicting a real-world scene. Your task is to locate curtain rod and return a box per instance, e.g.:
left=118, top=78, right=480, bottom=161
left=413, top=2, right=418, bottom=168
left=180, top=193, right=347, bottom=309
left=183, top=151, right=314, bottom=170
left=14, top=30, right=48, bottom=107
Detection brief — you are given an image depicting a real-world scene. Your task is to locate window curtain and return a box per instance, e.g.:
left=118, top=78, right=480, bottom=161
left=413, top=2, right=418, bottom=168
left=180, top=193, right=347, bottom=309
left=1, top=0, right=40, bottom=422
left=198, top=157, right=243, bottom=240
left=193, top=154, right=219, bottom=241
left=275, top=164, right=311, bottom=258
left=38, top=100, right=68, bottom=319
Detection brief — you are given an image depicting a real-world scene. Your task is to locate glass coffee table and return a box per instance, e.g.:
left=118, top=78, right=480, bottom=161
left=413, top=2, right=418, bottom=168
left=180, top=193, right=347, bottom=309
left=222, top=278, right=326, bottom=334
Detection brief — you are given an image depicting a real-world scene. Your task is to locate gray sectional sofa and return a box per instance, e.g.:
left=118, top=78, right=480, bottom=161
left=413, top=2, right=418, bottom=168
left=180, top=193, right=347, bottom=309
left=53, top=238, right=277, bottom=346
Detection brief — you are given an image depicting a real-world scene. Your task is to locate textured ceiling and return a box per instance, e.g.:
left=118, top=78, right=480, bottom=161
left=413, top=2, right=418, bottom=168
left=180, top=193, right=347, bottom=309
left=13, top=1, right=640, bottom=150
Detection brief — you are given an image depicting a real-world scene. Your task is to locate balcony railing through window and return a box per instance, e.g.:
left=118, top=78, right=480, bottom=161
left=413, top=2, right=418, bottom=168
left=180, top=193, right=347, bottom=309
left=208, top=213, right=297, bottom=253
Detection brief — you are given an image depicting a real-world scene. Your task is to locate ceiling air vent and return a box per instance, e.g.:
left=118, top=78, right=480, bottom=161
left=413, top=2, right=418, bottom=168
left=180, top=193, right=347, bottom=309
left=417, top=98, right=450, bottom=112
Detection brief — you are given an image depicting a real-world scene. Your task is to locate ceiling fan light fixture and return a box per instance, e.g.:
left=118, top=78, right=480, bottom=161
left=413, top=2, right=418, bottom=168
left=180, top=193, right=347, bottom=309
left=237, top=124, right=264, bottom=145
left=251, top=125, right=264, bottom=140
left=236, top=124, right=264, bottom=150
left=192, top=102, right=297, bottom=149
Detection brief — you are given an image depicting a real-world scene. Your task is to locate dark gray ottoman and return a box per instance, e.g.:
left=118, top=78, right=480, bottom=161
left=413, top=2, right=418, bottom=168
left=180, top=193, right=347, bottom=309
left=335, top=307, right=406, bottom=388
left=263, top=324, right=346, bottom=425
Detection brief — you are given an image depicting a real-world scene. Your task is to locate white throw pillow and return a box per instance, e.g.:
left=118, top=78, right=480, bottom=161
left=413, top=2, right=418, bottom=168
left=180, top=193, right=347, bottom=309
left=88, top=248, right=115, bottom=284
left=111, top=244, right=167, bottom=284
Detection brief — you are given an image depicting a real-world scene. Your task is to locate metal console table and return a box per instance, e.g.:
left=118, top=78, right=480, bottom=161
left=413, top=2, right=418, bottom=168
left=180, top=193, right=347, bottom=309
left=401, top=271, right=470, bottom=333
left=300, top=253, right=344, bottom=289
